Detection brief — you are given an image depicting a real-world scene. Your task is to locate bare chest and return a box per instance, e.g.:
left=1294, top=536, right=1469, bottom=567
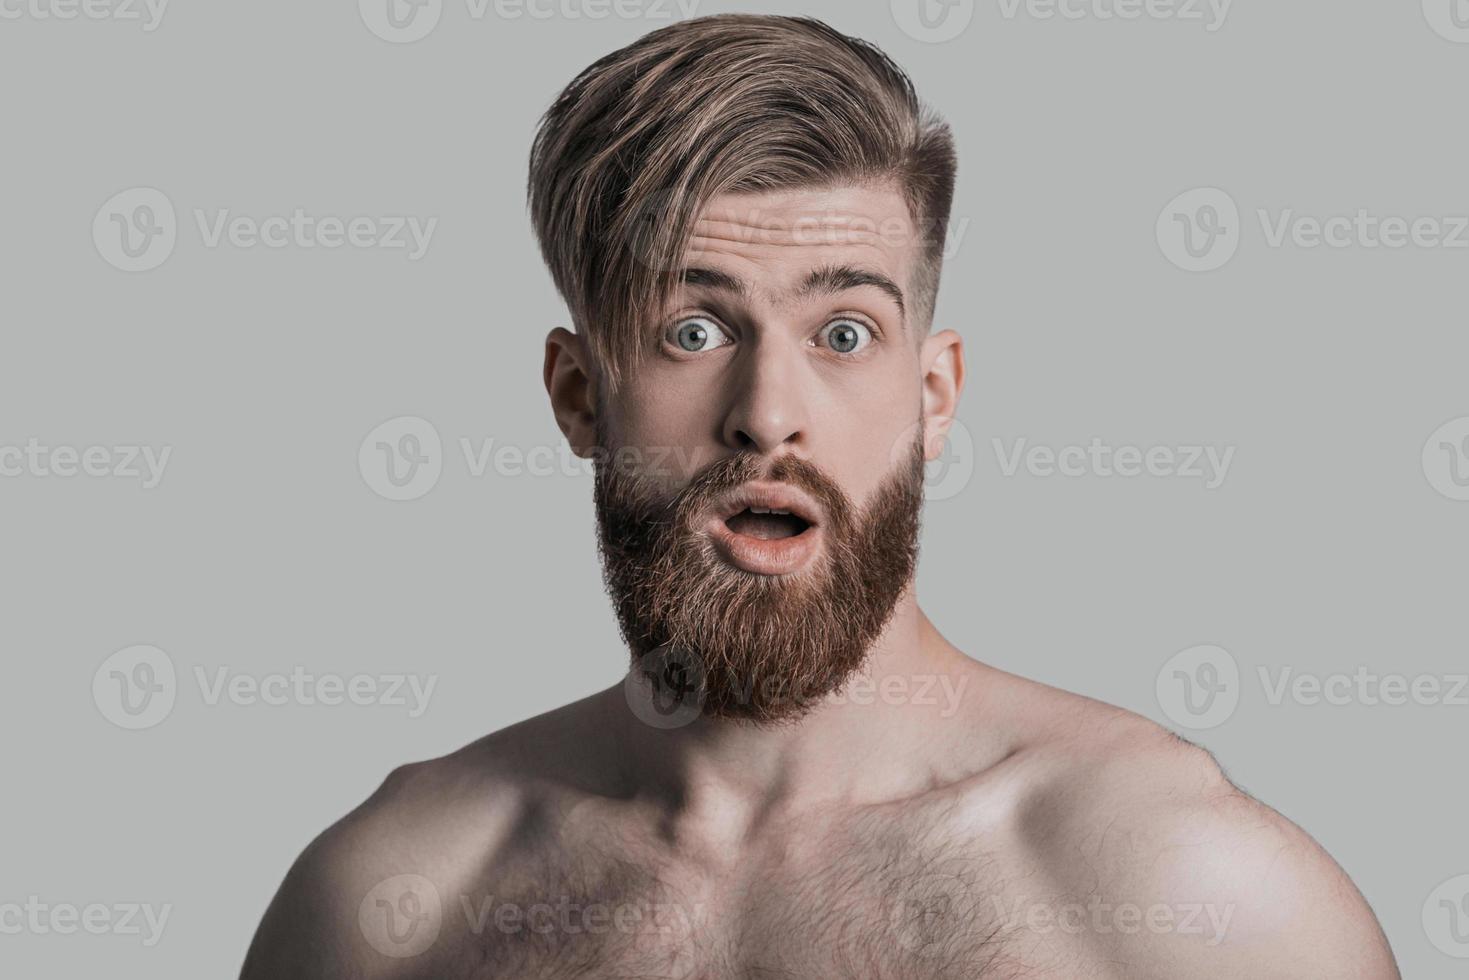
left=425, top=835, right=1068, bottom=979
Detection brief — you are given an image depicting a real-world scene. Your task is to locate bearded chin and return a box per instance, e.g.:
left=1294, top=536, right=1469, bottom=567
left=593, top=427, right=927, bottom=726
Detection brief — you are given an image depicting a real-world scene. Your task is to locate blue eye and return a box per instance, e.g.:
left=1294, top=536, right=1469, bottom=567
left=668, top=317, right=732, bottom=353
left=820, top=319, right=872, bottom=354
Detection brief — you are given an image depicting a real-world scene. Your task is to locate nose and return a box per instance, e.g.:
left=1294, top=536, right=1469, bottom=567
left=719, top=334, right=810, bottom=454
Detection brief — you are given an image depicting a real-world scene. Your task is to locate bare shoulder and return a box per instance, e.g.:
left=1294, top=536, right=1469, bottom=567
left=238, top=696, right=608, bottom=979
left=981, top=672, right=1400, bottom=979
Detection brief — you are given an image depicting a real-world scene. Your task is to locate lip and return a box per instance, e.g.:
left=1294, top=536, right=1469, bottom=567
left=703, top=481, right=824, bottom=576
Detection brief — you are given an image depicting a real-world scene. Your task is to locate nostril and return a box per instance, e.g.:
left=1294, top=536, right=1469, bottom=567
left=722, top=398, right=806, bottom=455
left=734, top=429, right=758, bottom=449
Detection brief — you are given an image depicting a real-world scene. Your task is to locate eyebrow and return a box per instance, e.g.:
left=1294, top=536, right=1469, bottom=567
left=678, top=266, right=748, bottom=296
left=675, top=264, right=907, bottom=324
left=798, top=264, right=906, bottom=323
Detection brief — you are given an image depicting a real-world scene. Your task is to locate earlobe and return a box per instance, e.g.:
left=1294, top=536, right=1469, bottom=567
left=543, top=327, right=599, bottom=458
left=919, top=328, right=965, bottom=460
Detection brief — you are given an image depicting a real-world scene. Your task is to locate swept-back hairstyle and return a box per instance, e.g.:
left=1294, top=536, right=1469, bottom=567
left=528, top=13, right=957, bottom=395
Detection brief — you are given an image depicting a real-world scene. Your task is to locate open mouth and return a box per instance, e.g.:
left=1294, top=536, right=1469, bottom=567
left=705, top=485, right=824, bottom=576
left=723, top=506, right=813, bottom=541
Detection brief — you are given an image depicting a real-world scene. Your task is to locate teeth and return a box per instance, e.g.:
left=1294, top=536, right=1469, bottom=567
left=749, top=506, right=791, bottom=515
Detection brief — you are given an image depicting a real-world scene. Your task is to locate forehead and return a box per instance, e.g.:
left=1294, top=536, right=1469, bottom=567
left=681, top=183, right=920, bottom=295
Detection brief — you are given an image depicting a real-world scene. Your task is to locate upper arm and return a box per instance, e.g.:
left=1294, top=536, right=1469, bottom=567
left=238, top=765, right=435, bottom=980
left=239, top=829, right=376, bottom=980
left=1110, top=783, right=1398, bottom=978
left=1024, top=723, right=1400, bottom=979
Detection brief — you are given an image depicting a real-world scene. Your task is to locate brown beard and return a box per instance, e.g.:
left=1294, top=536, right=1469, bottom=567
left=593, top=424, right=927, bottom=726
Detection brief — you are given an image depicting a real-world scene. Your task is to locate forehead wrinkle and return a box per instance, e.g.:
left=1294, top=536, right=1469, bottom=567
left=690, top=216, right=889, bottom=250
left=671, top=255, right=909, bottom=331
left=683, top=233, right=901, bottom=288
left=677, top=204, right=915, bottom=328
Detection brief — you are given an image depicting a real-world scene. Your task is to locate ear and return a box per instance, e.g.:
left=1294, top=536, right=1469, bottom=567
left=918, top=328, right=965, bottom=462
left=543, top=327, right=599, bottom=458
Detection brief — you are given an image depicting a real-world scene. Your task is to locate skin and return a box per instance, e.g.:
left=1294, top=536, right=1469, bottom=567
left=239, top=183, right=1401, bottom=979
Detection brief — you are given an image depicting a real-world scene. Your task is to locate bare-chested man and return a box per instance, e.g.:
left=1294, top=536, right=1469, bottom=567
left=240, top=14, right=1399, bottom=978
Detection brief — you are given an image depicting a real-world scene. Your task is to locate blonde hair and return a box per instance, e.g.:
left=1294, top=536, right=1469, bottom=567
left=528, top=13, right=957, bottom=394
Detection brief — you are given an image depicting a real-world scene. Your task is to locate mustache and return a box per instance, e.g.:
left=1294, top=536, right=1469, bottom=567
left=601, top=447, right=857, bottom=540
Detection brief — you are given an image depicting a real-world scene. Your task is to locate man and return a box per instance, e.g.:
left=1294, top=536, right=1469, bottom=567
left=241, top=14, right=1399, bottom=978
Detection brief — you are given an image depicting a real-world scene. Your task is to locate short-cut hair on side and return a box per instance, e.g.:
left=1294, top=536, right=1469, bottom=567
left=527, top=13, right=957, bottom=395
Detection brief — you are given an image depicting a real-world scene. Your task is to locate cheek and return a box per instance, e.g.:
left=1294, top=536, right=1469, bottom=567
left=819, top=368, right=923, bottom=504
left=602, top=384, right=716, bottom=486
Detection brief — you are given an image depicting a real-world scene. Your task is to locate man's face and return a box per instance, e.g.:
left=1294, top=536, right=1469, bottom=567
left=604, top=182, right=929, bottom=513
left=587, top=182, right=951, bottom=724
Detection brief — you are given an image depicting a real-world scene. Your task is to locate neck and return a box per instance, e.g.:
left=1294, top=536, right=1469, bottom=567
left=607, top=591, right=987, bottom=846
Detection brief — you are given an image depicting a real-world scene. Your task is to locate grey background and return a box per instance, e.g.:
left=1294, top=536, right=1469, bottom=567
left=2, top=0, right=1465, bottom=975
